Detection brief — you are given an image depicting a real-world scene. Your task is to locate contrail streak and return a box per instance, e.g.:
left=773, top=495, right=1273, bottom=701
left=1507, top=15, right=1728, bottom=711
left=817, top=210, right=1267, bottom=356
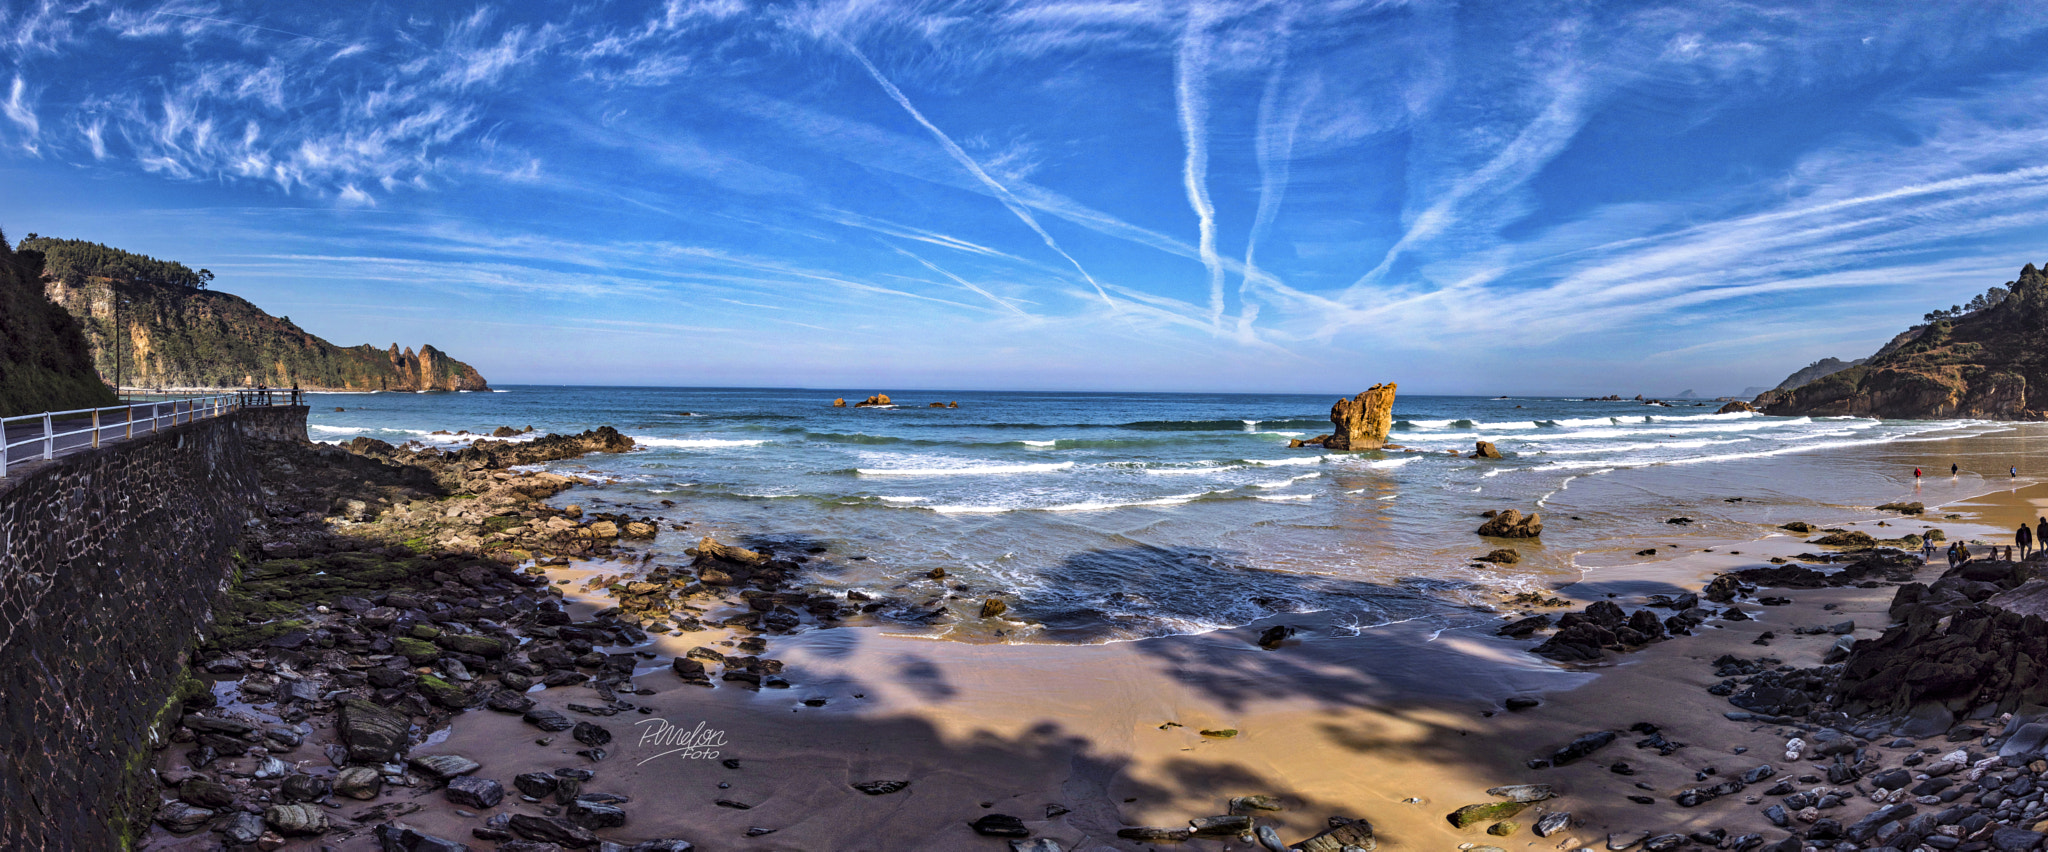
left=1176, top=4, right=1224, bottom=330
left=839, top=36, right=1119, bottom=312
left=889, top=244, right=1035, bottom=318
left=1240, top=19, right=1302, bottom=342
left=1351, top=81, right=1588, bottom=288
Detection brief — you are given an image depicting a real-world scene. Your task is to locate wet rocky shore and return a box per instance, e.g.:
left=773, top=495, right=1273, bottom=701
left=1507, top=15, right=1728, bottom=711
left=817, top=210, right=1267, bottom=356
left=1465, top=517, right=2048, bottom=852
left=133, top=423, right=2048, bottom=852
left=142, top=428, right=869, bottom=851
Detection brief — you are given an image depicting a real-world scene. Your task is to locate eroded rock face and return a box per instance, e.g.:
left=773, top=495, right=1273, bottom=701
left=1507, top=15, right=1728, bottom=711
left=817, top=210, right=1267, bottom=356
left=1763, top=263, right=2048, bottom=420
left=1718, top=400, right=1756, bottom=414
left=854, top=394, right=892, bottom=407
left=1324, top=383, right=1397, bottom=451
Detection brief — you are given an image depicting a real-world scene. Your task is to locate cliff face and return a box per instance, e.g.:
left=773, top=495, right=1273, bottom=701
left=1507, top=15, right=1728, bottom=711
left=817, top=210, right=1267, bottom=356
left=1760, top=263, right=2048, bottom=420
left=0, top=244, right=117, bottom=416
left=43, top=278, right=488, bottom=392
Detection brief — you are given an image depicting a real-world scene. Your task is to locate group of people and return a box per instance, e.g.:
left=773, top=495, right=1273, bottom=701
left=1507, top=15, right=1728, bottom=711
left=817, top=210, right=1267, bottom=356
left=1913, top=464, right=2020, bottom=480
left=1914, top=518, right=2047, bottom=566
left=2020, top=517, right=2048, bottom=560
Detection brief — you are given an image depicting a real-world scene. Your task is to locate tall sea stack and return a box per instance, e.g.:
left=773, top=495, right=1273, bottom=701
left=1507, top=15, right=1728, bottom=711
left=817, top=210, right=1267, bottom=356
left=1325, top=383, right=1397, bottom=451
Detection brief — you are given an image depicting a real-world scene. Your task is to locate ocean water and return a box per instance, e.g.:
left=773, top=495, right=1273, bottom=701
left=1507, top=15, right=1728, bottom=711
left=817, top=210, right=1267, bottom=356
left=305, top=387, right=2007, bottom=643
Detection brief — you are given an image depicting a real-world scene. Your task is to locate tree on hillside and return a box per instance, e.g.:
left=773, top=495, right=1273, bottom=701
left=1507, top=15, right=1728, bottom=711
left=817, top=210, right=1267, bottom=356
left=1925, top=285, right=2011, bottom=323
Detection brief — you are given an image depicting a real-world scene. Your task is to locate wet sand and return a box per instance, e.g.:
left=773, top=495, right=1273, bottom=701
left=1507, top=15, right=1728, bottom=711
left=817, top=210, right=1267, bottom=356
left=307, top=424, right=2048, bottom=850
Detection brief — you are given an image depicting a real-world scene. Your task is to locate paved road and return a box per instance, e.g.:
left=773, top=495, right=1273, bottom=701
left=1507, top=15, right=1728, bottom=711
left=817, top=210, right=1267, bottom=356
left=1, top=400, right=217, bottom=476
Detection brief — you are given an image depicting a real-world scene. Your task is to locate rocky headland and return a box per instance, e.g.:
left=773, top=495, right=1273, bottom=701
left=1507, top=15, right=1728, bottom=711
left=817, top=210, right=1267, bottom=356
left=24, top=234, right=488, bottom=392
left=1760, top=263, right=2048, bottom=419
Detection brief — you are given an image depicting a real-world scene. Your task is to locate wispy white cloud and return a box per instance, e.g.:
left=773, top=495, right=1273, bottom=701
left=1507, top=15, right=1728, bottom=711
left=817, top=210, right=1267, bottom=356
left=3, top=75, right=40, bottom=150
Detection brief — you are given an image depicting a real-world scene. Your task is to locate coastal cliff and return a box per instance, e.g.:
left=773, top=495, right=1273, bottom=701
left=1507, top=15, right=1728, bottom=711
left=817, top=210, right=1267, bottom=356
left=1760, top=263, right=2048, bottom=419
left=0, top=232, right=117, bottom=416
left=40, top=276, right=489, bottom=392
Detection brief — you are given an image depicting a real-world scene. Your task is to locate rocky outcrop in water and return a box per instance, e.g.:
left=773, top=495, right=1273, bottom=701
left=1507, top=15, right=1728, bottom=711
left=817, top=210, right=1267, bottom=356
left=1478, top=509, right=1543, bottom=538
left=1760, top=263, right=2048, bottom=419
left=1296, top=384, right=1397, bottom=451
left=854, top=394, right=892, bottom=407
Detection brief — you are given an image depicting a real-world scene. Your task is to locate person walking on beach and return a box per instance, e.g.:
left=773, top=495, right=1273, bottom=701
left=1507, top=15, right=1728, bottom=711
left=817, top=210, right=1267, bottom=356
left=2021, top=524, right=2035, bottom=560
left=1953, top=463, right=1960, bottom=476
left=2013, top=466, right=2020, bottom=479
left=1924, top=537, right=1939, bottom=562
left=1915, top=468, right=1923, bottom=481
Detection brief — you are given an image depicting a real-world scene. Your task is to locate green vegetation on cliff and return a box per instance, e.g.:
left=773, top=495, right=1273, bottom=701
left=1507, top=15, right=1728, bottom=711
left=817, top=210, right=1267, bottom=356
left=17, top=235, right=211, bottom=289
left=1761, top=263, right=2048, bottom=419
left=0, top=230, right=118, bottom=416
left=26, top=235, right=489, bottom=392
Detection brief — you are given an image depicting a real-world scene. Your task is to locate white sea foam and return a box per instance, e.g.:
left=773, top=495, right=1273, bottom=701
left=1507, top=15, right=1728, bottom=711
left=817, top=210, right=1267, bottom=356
left=1020, top=440, right=1058, bottom=447
left=859, top=461, right=1076, bottom=476
left=1249, top=472, right=1321, bottom=489
left=877, top=496, right=927, bottom=504
left=1646, top=411, right=1762, bottom=422
left=1144, top=463, right=1233, bottom=475
left=1246, top=456, right=1323, bottom=467
left=1542, top=438, right=1752, bottom=454
left=634, top=437, right=770, bottom=448
left=928, top=489, right=1219, bottom=513
left=1366, top=457, right=1417, bottom=469
left=1252, top=493, right=1316, bottom=502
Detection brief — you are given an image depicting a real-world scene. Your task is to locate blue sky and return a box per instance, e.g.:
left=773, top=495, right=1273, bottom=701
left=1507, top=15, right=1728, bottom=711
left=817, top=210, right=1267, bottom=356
left=4, top=0, right=2048, bottom=395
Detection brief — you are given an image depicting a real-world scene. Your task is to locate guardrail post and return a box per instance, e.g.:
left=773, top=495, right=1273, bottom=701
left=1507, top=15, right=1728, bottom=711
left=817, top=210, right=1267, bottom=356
left=125, top=404, right=133, bottom=440
left=92, top=409, right=101, bottom=448
left=42, top=413, right=53, bottom=461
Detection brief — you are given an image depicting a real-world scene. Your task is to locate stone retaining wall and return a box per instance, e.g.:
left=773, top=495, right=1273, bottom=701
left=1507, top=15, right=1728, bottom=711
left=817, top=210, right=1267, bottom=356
left=0, top=405, right=304, bottom=848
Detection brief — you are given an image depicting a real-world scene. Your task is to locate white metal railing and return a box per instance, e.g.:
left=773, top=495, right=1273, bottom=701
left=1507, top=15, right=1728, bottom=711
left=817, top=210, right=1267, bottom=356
left=0, top=391, right=301, bottom=478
